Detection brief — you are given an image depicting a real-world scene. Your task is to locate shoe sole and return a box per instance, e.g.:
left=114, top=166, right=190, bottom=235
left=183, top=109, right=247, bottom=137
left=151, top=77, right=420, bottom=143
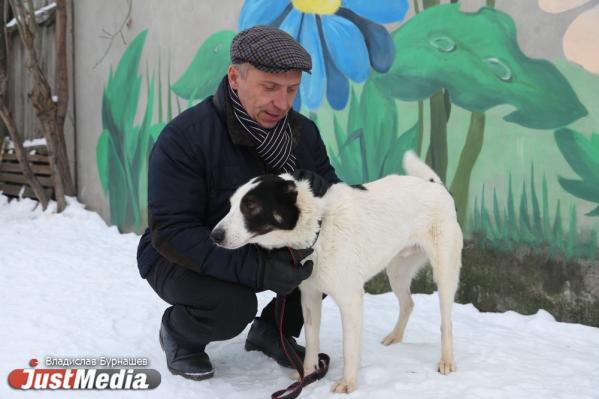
left=159, top=331, right=214, bottom=381
left=244, top=340, right=295, bottom=369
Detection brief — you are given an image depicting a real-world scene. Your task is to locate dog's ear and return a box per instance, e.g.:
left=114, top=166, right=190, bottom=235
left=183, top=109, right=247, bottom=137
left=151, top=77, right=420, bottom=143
left=280, top=180, right=298, bottom=202
left=283, top=180, right=297, bottom=193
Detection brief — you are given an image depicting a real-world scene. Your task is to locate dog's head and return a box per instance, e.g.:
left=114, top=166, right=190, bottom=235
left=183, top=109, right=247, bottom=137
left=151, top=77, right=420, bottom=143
left=211, top=174, right=322, bottom=250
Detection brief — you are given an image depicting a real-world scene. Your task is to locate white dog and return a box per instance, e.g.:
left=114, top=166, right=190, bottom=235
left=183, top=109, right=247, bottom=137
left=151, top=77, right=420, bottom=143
left=212, top=151, right=463, bottom=393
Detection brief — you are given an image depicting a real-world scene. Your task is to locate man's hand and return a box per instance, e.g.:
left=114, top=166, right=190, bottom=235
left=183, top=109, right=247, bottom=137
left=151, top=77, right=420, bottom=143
left=292, top=169, right=332, bottom=197
left=257, top=247, right=314, bottom=295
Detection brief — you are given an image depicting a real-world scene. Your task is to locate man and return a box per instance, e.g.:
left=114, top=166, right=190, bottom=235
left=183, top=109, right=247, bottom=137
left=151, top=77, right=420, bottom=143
left=136, top=26, right=340, bottom=380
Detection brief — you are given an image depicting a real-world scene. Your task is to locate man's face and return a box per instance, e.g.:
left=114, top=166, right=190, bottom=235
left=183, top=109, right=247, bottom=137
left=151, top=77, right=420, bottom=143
left=227, top=63, right=301, bottom=129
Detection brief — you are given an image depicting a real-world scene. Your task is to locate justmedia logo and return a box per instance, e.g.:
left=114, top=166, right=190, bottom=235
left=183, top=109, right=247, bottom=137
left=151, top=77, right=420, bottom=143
left=8, top=358, right=161, bottom=390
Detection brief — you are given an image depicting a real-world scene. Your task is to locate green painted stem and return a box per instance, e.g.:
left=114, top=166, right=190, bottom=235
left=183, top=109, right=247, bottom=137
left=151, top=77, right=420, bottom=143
left=416, top=100, right=424, bottom=155
left=428, top=89, right=448, bottom=182
left=357, top=128, right=369, bottom=182
left=450, top=112, right=486, bottom=227
left=158, top=56, right=163, bottom=123
left=486, top=0, right=496, bottom=7
left=422, top=0, right=440, bottom=9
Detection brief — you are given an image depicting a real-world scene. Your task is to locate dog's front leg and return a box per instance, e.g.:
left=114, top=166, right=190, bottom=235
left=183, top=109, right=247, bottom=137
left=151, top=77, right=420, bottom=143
left=331, top=289, right=363, bottom=394
left=300, top=287, right=323, bottom=377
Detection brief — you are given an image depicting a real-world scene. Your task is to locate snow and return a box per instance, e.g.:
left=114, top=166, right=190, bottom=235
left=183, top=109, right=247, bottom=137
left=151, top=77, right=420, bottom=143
left=5, top=2, right=57, bottom=29
left=1, top=195, right=598, bottom=398
left=5, top=137, right=47, bottom=150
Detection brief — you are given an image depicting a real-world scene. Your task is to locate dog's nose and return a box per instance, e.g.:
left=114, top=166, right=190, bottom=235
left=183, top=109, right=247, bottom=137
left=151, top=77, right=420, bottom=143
left=210, top=228, right=225, bottom=245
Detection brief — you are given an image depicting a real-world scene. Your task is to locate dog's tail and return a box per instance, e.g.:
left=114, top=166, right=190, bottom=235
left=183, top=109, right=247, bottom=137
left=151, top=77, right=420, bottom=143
left=402, top=150, right=443, bottom=184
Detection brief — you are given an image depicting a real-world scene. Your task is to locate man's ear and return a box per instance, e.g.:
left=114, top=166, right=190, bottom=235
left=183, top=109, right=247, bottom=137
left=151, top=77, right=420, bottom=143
left=228, top=65, right=240, bottom=90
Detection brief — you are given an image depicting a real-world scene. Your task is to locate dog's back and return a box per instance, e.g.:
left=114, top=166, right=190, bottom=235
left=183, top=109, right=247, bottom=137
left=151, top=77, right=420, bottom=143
left=313, top=155, right=458, bottom=287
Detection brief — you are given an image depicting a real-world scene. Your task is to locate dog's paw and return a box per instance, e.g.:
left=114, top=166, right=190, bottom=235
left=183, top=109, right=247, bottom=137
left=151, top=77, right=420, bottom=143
left=291, top=370, right=301, bottom=381
left=331, top=379, right=357, bottom=394
left=381, top=332, right=402, bottom=346
left=437, top=359, right=457, bottom=375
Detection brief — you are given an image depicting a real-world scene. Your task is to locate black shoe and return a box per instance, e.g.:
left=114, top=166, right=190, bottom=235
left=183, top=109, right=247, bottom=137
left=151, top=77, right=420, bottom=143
left=244, top=317, right=305, bottom=369
left=159, top=323, right=214, bottom=381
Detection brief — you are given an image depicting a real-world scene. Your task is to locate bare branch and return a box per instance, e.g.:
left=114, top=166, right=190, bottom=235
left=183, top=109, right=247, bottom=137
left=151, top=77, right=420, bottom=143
left=55, top=0, right=68, bottom=137
left=93, top=0, right=132, bottom=69
left=7, top=0, right=74, bottom=210
left=0, top=0, right=49, bottom=208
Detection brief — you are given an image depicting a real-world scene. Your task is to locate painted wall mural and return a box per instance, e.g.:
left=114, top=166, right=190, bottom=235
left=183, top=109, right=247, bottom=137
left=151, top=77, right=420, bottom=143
left=97, top=0, right=599, bottom=269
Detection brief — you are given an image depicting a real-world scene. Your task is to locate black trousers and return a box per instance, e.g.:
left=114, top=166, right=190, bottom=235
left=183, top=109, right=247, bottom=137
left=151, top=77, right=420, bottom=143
left=145, top=258, right=304, bottom=350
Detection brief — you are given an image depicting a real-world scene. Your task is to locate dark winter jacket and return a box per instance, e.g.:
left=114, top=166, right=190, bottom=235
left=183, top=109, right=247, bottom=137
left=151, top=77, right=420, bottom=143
left=136, top=77, right=340, bottom=289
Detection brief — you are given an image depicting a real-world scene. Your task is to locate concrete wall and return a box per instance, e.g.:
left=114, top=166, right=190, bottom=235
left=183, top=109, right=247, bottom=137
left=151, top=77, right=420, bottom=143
left=71, top=0, right=599, bottom=324
left=73, top=0, right=241, bottom=222
left=73, top=0, right=599, bottom=230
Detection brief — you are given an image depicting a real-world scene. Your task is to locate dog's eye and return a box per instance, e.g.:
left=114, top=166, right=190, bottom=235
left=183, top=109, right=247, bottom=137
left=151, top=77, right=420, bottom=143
left=241, top=197, right=261, bottom=215
left=273, top=212, right=283, bottom=224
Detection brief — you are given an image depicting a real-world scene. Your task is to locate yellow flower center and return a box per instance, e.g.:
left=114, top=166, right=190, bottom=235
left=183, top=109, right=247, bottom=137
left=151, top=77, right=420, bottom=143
left=292, top=0, right=341, bottom=15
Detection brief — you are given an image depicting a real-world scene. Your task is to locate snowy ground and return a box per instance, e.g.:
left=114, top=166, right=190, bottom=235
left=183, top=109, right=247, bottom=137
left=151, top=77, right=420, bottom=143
left=1, top=195, right=598, bottom=399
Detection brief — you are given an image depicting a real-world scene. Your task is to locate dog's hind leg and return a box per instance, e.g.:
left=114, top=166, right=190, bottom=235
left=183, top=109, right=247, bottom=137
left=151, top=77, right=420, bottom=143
left=300, top=286, right=323, bottom=377
left=427, top=222, right=462, bottom=375
left=381, top=250, right=428, bottom=346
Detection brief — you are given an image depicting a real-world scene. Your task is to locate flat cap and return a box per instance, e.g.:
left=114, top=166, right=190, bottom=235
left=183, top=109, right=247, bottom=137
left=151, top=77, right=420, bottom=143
left=231, top=26, right=312, bottom=74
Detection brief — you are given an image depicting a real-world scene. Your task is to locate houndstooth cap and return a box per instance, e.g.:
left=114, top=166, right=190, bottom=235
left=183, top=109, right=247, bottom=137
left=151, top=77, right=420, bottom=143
left=230, top=26, right=312, bottom=74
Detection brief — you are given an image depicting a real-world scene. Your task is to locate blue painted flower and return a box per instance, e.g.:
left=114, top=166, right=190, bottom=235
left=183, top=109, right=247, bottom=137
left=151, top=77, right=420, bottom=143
left=238, top=0, right=409, bottom=110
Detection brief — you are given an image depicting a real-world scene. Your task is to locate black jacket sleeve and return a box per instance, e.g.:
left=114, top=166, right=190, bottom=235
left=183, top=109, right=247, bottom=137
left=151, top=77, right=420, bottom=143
left=146, top=125, right=261, bottom=289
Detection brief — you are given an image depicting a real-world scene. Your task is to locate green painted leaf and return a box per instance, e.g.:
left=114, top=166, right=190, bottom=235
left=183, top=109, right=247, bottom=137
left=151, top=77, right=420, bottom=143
left=482, top=207, right=495, bottom=241
left=481, top=185, right=496, bottom=240
left=347, top=88, right=363, bottom=140
left=555, top=128, right=599, bottom=184
left=519, top=181, right=535, bottom=243
left=148, top=123, right=166, bottom=143
left=106, top=138, right=129, bottom=230
left=96, top=129, right=112, bottom=195
left=343, top=89, right=367, bottom=181
left=506, top=174, right=518, bottom=241
left=381, top=121, right=419, bottom=176
left=360, top=77, right=398, bottom=180
left=172, top=30, right=236, bottom=100
left=557, top=177, right=599, bottom=203
left=553, top=200, right=563, bottom=245
left=472, top=196, right=480, bottom=231
left=492, top=187, right=503, bottom=239
left=130, top=78, right=156, bottom=232
left=530, top=163, right=542, bottom=239
left=566, top=204, right=577, bottom=258
left=542, top=174, right=551, bottom=240
left=102, top=30, right=146, bottom=142
left=587, top=206, right=599, bottom=217
left=132, top=77, right=156, bottom=188
left=555, top=128, right=599, bottom=216
left=332, top=115, right=361, bottom=184
left=98, top=30, right=150, bottom=233
left=381, top=4, right=587, bottom=129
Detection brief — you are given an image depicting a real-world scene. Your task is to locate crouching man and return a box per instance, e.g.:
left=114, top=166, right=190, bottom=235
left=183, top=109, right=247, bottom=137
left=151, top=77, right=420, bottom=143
left=136, top=25, right=339, bottom=380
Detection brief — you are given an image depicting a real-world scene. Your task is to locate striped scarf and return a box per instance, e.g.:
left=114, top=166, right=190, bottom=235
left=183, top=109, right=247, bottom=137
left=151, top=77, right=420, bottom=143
left=227, top=82, right=296, bottom=174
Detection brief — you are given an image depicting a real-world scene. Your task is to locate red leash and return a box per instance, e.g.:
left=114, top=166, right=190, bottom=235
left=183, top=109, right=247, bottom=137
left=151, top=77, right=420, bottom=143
left=270, top=248, right=330, bottom=399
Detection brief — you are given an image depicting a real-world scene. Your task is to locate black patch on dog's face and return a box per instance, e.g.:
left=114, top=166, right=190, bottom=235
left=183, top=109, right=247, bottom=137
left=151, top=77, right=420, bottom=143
left=240, top=175, right=299, bottom=236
